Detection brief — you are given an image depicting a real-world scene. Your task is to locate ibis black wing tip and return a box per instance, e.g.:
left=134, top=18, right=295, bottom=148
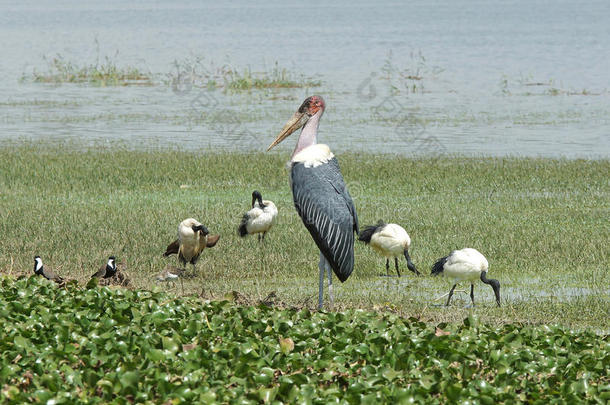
left=238, top=214, right=249, bottom=237
left=431, top=256, right=449, bottom=276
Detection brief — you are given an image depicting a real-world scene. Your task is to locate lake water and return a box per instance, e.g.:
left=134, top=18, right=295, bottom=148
left=1, top=0, right=609, bottom=157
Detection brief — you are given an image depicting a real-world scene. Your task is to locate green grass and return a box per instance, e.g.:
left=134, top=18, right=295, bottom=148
left=1, top=276, right=608, bottom=403
left=25, top=53, right=320, bottom=91
left=26, top=54, right=154, bottom=86
left=223, top=63, right=321, bottom=91
left=0, top=145, right=608, bottom=330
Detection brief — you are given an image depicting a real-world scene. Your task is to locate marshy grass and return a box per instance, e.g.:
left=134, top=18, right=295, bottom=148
left=168, top=57, right=321, bottom=92
left=499, top=74, right=609, bottom=97
left=27, top=54, right=154, bottom=86
left=223, top=63, right=321, bottom=91
left=25, top=52, right=320, bottom=92
left=0, top=144, right=608, bottom=330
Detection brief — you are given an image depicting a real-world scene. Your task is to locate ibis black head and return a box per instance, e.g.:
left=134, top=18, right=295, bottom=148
left=404, top=250, right=421, bottom=276
left=251, top=190, right=264, bottom=208
left=192, top=224, right=209, bottom=236
left=480, top=271, right=501, bottom=307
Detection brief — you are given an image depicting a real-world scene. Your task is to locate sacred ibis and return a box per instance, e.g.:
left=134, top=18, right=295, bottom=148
left=358, top=221, right=420, bottom=277
left=164, top=218, right=220, bottom=271
left=238, top=190, right=278, bottom=241
left=267, top=95, right=359, bottom=309
left=431, top=248, right=501, bottom=307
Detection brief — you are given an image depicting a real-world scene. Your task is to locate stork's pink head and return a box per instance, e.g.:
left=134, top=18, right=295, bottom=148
left=298, top=95, right=325, bottom=116
left=267, top=95, right=326, bottom=151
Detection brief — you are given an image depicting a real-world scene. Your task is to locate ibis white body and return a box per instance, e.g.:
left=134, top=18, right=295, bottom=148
left=432, top=248, right=500, bottom=307
left=442, top=248, right=489, bottom=283
left=358, top=221, right=419, bottom=277
left=369, top=223, right=411, bottom=258
left=245, top=200, right=277, bottom=235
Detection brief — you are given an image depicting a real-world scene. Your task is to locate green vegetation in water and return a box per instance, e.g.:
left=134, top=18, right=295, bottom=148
left=168, top=56, right=322, bottom=92
left=499, top=73, right=608, bottom=96
left=1, top=276, right=608, bottom=403
left=379, top=50, right=445, bottom=95
left=26, top=54, right=154, bottom=86
left=223, top=62, right=321, bottom=91
left=0, top=145, right=608, bottom=330
left=24, top=50, right=320, bottom=91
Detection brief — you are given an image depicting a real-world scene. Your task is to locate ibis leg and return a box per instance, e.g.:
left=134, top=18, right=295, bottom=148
left=318, top=251, right=325, bottom=310
left=394, top=257, right=401, bottom=277
left=470, top=284, right=475, bottom=306
left=385, top=259, right=390, bottom=276
left=446, top=284, right=457, bottom=306
left=258, top=234, right=262, bottom=242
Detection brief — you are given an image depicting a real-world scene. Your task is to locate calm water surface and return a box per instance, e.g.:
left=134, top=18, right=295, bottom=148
left=0, top=0, right=609, bottom=157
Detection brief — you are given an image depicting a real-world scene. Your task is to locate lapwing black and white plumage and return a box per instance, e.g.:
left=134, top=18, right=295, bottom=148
left=238, top=190, right=278, bottom=241
left=163, top=218, right=220, bottom=270
left=267, top=95, right=359, bottom=310
left=33, top=256, right=64, bottom=284
left=431, top=248, right=501, bottom=307
left=91, top=256, right=117, bottom=279
left=358, top=221, right=420, bottom=277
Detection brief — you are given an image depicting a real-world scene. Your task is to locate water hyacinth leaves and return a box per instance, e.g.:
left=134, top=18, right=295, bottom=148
left=0, top=276, right=608, bottom=403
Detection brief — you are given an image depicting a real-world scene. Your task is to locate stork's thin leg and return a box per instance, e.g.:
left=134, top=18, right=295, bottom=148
left=318, top=252, right=325, bottom=310
left=446, top=284, right=457, bottom=306
left=385, top=259, right=390, bottom=276
left=327, top=263, right=334, bottom=310
left=470, top=284, right=475, bottom=306
left=258, top=234, right=262, bottom=242
left=394, top=257, right=401, bottom=277
left=262, top=232, right=266, bottom=242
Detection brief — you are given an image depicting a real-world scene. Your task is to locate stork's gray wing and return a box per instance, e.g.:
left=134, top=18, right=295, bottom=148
left=291, top=157, right=359, bottom=282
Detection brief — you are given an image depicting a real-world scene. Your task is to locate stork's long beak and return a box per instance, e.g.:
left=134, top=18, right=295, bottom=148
left=267, top=111, right=309, bottom=151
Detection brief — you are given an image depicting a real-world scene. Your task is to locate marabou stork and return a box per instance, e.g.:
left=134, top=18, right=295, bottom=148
left=358, top=221, right=421, bottom=277
left=238, top=190, right=278, bottom=241
left=431, top=248, right=501, bottom=307
left=163, top=218, right=220, bottom=271
left=91, top=256, right=117, bottom=279
left=267, top=95, right=359, bottom=310
left=33, top=256, right=64, bottom=284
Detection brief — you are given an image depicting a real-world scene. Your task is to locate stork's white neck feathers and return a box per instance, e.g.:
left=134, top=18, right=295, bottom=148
left=292, top=144, right=334, bottom=168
